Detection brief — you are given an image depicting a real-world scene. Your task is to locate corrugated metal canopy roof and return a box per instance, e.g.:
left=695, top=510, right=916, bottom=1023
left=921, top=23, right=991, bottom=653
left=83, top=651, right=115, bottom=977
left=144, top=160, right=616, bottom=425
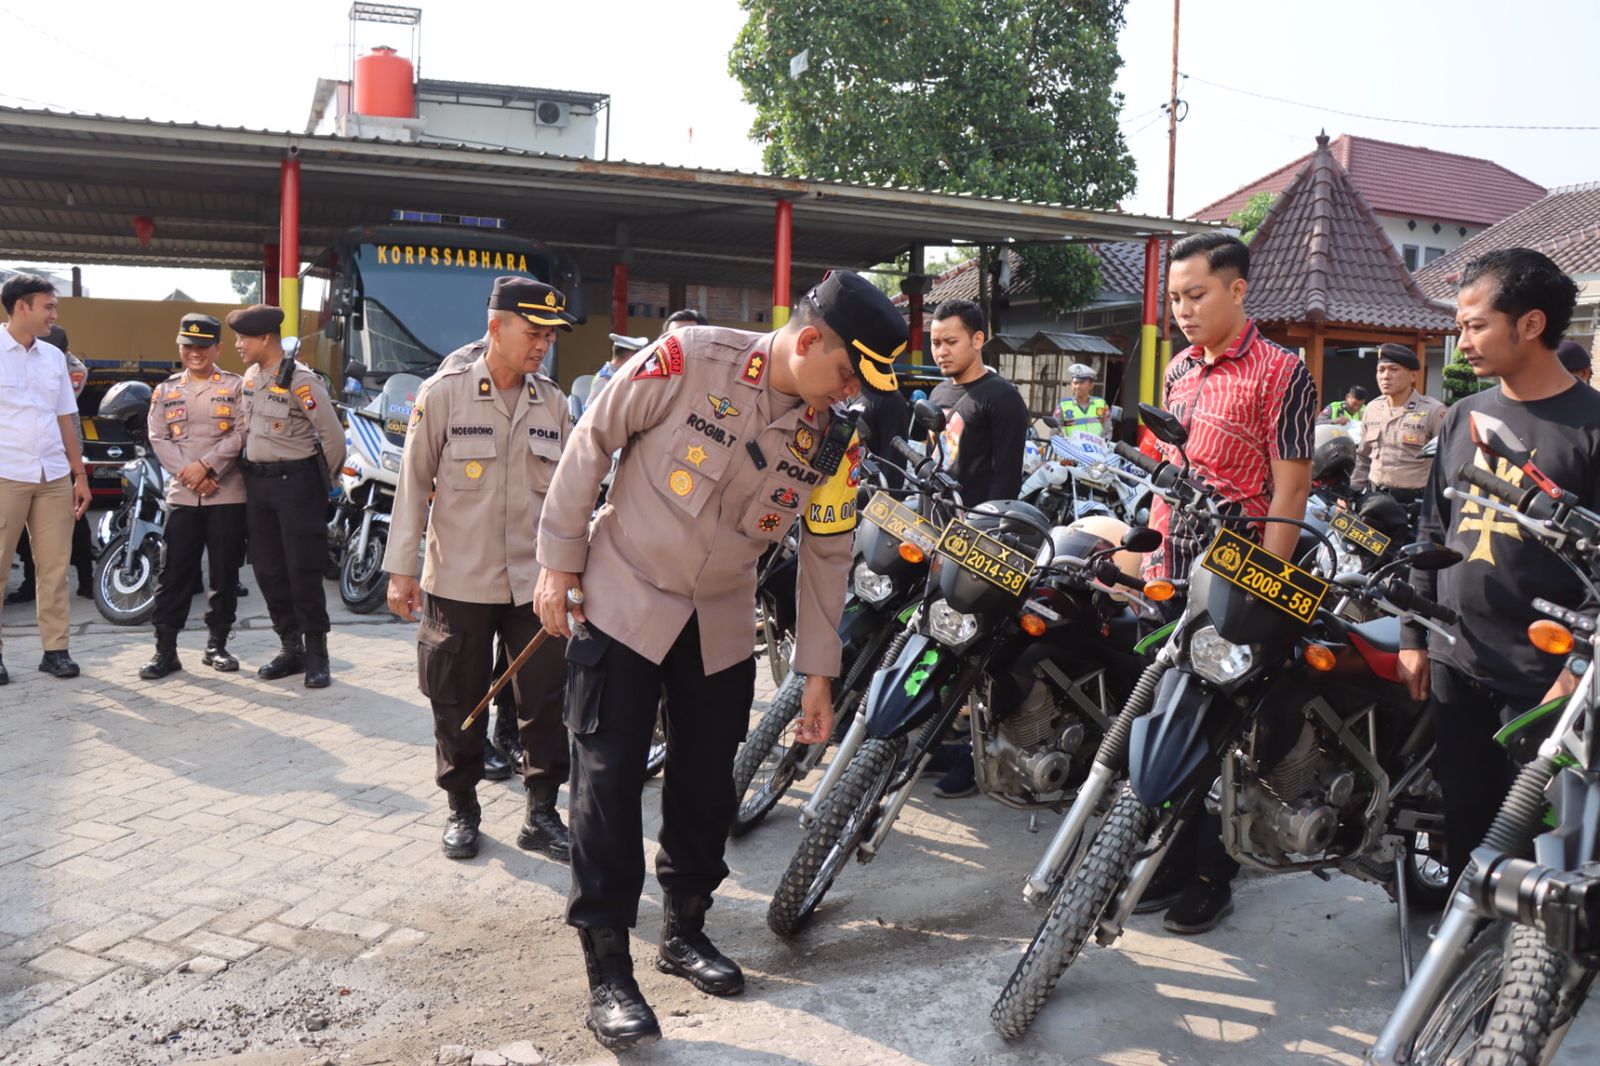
left=0, top=106, right=1211, bottom=289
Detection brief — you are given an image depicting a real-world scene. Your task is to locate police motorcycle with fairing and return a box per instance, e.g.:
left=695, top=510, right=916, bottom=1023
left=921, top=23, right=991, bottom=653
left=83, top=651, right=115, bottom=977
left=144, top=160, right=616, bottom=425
left=1370, top=412, right=1600, bottom=1066
left=728, top=403, right=944, bottom=836
left=91, top=380, right=170, bottom=626
left=990, top=403, right=1461, bottom=1040
left=1021, top=424, right=1149, bottom=528
left=330, top=370, right=422, bottom=613
left=764, top=426, right=1164, bottom=937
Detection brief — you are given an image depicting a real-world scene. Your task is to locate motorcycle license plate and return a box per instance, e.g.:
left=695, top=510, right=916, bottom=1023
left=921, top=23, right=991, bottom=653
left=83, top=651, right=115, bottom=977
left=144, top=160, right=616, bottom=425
left=1200, top=528, right=1328, bottom=624
left=1328, top=509, right=1391, bottom=557
left=861, top=491, right=940, bottom=553
left=936, top=518, right=1037, bottom=595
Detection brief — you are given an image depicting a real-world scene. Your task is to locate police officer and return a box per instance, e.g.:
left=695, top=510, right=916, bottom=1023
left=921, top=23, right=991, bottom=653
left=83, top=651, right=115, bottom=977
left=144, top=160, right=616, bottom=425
left=534, top=270, right=904, bottom=1049
left=1057, top=363, right=1111, bottom=437
left=139, top=315, right=247, bottom=679
left=1352, top=343, right=1445, bottom=505
left=232, top=304, right=345, bottom=687
left=385, top=277, right=575, bottom=862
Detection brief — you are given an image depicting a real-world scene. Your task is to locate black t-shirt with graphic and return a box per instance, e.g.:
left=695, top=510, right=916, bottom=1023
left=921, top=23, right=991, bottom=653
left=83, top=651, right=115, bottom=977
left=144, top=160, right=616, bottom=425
left=928, top=370, right=1029, bottom=505
left=1410, top=382, right=1600, bottom=700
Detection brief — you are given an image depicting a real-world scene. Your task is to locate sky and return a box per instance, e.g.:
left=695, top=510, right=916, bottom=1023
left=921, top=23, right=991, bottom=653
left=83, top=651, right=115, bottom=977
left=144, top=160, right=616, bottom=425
left=1, top=0, right=1595, bottom=302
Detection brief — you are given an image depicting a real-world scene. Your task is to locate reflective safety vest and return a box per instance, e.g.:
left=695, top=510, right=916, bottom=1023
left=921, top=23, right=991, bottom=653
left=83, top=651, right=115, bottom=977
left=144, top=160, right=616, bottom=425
left=1058, top=395, right=1108, bottom=437
left=1330, top=400, right=1362, bottom=423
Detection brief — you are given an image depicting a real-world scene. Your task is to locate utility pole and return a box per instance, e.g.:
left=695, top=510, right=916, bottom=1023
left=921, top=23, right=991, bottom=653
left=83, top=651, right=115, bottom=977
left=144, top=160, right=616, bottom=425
left=1159, top=0, right=1181, bottom=388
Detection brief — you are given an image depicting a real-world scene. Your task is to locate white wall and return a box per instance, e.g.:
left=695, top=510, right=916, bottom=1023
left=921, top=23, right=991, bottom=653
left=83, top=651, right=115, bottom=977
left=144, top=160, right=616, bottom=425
left=1377, top=214, right=1478, bottom=273
left=417, top=98, right=599, bottom=157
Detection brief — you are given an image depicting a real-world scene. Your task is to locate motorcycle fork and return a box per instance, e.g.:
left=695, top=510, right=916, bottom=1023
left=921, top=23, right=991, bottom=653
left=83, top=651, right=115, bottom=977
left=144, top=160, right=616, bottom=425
left=1101, top=806, right=1186, bottom=944
left=1367, top=889, right=1485, bottom=1065
left=354, top=509, right=374, bottom=559
left=800, top=713, right=868, bottom=828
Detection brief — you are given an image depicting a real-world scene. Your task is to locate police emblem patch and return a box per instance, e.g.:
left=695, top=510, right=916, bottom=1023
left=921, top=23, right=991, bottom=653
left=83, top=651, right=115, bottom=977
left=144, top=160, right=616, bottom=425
left=771, top=486, right=800, bottom=509
left=465, top=460, right=484, bottom=480
left=217, top=421, right=230, bottom=432
left=787, top=425, right=815, bottom=463
left=685, top=444, right=708, bottom=468
left=171, top=423, right=185, bottom=438
left=669, top=470, right=694, bottom=497
left=758, top=513, right=782, bottom=533
left=707, top=395, right=740, bottom=420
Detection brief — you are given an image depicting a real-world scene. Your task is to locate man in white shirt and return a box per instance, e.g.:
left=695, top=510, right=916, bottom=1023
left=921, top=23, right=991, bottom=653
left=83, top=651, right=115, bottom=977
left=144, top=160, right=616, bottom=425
left=0, top=274, right=92, bottom=683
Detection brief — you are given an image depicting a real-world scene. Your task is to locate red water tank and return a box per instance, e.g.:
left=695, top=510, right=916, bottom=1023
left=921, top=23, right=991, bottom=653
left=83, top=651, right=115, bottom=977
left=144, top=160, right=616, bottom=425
left=354, top=46, right=415, bottom=118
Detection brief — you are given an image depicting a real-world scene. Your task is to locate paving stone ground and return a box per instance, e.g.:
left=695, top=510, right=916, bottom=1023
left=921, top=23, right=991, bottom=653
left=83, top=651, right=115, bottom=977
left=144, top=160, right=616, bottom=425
left=2, top=559, right=1597, bottom=1065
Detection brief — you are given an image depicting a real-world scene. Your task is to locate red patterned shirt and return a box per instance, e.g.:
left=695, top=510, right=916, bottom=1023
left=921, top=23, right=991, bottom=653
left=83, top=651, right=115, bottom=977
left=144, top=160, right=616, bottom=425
left=1145, top=320, right=1317, bottom=580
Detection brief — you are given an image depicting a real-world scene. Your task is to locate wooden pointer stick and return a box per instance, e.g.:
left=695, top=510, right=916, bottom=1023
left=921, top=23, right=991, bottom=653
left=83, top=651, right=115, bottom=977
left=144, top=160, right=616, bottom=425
left=461, top=627, right=550, bottom=731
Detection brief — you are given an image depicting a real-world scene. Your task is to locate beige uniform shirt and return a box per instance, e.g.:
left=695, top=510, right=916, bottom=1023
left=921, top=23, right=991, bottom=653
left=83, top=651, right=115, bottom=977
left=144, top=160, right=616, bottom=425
left=1353, top=389, right=1447, bottom=490
left=440, top=337, right=488, bottom=373
left=385, top=354, right=570, bottom=605
left=239, top=359, right=345, bottom=475
left=537, top=326, right=858, bottom=678
left=146, top=369, right=247, bottom=507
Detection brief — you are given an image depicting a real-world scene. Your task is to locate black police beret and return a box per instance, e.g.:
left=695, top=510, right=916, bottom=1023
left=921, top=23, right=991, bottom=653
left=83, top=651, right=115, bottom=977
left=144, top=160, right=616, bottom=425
left=225, top=304, right=284, bottom=336
left=177, top=313, right=222, bottom=346
left=1556, top=339, right=1592, bottom=373
left=1376, top=343, right=1420, bottom=371
left=487, top=276, right=575, bottom=332
left=803, top=270, right=906, bottom=393
left=42, top=324, right=68, bottom=350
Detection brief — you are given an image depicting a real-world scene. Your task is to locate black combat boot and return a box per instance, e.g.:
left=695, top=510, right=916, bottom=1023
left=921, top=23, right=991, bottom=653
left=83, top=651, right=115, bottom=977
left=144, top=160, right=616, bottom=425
left=656, top=894, right=745, bottom=996
left=139, top=625, right=183, bottom=680
left=441, top=791, right=481, bottom=860
left=202, top=625, right=239, bottom=672
left=482, top=737, right=512, bottom=782
left=579, top=928, right=661, bottom=1050
left=492, top=706, right=524, bottom=771
left=257, top=630, right=304, bottom=680
left=516, top=782, right=571, bottom=862
left=302, top=632, right=331, bottom=689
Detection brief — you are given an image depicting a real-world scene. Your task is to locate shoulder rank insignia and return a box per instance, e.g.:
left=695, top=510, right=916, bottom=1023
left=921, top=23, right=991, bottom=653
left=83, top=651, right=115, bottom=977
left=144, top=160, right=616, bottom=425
left=478, top=378, right=492, bottom=397
left=740, top=351, right=766, bottom=386
left=707, top=395, right=740, bottom=420
left=803, top=434, right=862, bottom=537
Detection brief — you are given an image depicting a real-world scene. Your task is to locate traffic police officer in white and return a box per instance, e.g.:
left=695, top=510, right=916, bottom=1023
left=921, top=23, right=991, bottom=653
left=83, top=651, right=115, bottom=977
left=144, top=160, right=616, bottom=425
left=234, top=304, right=345, bottom=687
left=534, top=270, right=905, bottom=1050
left=386, top=277, right=576, bottom=862
left=140, top=314, right=248, bottom=679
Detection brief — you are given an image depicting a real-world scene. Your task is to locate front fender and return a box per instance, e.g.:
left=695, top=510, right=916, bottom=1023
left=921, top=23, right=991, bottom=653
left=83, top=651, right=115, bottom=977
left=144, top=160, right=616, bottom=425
left=863, top=633, right=962, bottom=740
left=1129, top=669, right=1219, bottom=808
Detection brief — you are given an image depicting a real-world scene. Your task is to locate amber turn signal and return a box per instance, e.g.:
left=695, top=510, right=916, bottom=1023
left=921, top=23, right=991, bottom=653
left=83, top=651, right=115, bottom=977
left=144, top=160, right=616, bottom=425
left=898, top=542, right=925, bottom=564
left=1528, top=619, right=1575, bottom=656
left=1020, top=614, right=1048, bottom=637
left=341, top=465, right=359, bottom=477
left=1304, top=644, right=1337, bottom=672
left=1144, top=579, right=1176, bottom=602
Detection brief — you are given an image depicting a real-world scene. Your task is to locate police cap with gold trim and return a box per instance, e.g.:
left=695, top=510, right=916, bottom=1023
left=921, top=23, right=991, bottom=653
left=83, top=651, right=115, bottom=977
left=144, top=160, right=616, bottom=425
left=177, top=313, right=223, bottom=346
left=803, top=270, right=905, bottom=394
left=488, top=276, right=575, bottom=332
left=225, top=304, right=284, bottom=337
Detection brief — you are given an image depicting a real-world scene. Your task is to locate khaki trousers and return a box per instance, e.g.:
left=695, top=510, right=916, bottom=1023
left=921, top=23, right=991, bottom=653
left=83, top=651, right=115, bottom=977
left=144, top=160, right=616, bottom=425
left=0, top=475, right=74, bottom=653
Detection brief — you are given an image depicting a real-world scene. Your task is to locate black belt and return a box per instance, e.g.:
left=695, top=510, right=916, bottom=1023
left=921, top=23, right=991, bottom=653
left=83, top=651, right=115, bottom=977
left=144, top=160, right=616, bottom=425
left=242, top=456, right=320, bottom=477
left=1372, top=484, right=1423, bottom=502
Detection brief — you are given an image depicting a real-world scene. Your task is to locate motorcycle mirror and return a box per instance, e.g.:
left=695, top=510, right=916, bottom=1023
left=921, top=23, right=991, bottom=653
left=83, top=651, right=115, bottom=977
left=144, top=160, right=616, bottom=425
left=325, top=317, right=345, bottom=345
left=1138, top=403, right=1187, bottom=447
left=1468, top=412, right=1532, bottom=469
left=912, top=398, right=946, bottom=436
left=1042, top=414, right=1062, bottom=430
left=1120, top=526, right=1163, bottom=554
left=1400, top=542, right=1463, bottom=571
left=343, top=359, right=365, bottom=381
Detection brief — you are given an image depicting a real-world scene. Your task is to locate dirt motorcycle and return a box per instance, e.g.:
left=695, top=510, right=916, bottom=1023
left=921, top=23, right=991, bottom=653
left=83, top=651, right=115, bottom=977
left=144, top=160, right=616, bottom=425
left=990, top=403, right=1460, bottom=1040
left=765, top=433, right=1163, bottom=937
left=1370, top=412, right=1600, bottom=1066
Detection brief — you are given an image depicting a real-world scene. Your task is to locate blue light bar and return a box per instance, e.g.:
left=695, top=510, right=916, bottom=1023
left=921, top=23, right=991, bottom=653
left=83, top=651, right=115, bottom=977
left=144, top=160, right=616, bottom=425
left=389, top=209, right=506, bottom=229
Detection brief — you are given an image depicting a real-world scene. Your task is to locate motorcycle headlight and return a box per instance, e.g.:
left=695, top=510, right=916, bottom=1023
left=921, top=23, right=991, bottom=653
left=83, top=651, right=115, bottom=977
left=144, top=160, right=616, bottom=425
left=381, top=454, right=402, bottom=473
left=927, top=598, right=980, bottom=649
left=852, top=561, right=894, bottom=606
left=1189, top=624, right=1257, bottom=685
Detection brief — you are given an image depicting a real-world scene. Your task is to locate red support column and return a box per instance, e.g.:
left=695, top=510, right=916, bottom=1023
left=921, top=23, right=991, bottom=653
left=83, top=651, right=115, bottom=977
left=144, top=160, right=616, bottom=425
left=1139, top=236, right=1160, bottom=407
left=610, top=263, right=629, bottom=334
left=772, top=200, right=793, bottom=326
left=262, top=243, right=280, bottom=306
left=279, top=157, right=301, bottom=338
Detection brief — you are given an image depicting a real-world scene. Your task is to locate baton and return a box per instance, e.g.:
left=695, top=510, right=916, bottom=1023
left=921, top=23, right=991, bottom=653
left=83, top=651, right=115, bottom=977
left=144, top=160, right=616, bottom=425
left=459, top=587, right=585, bottom=731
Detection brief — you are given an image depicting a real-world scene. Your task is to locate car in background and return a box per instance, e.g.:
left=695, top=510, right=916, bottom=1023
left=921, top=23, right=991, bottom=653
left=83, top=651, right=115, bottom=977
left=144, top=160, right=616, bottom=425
left=79, top=364, right=174, bottom=501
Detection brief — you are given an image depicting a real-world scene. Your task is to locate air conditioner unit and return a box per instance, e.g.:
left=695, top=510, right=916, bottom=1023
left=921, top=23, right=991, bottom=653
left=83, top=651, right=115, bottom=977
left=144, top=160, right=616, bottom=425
left=534, top=101, right=570, bottom=129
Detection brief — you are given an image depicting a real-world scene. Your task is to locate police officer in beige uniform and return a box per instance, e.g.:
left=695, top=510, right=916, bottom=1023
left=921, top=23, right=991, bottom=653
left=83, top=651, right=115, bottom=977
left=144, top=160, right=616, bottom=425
left=1352, top=343, right=1446, bottom=505
left=140, top=314, right=248, bottom=679
left=534, top=270, right=904, bottom=1049
left=385, top=277, right=575, bottom=862
left=233, top=304, right=345, bottom=687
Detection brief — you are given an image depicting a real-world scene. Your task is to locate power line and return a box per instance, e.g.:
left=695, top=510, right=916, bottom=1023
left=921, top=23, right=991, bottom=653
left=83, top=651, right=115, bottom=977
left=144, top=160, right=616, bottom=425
left=0, top=5, right=187, bottom=108
left=1182, top=71, right=1600, bottom=132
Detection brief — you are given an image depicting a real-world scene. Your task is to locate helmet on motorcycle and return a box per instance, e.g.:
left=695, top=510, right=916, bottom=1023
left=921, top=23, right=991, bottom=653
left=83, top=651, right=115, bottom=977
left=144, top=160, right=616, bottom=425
left=1052, top=515, right=1141, bottom=601
left=1356, top=490, right=1411, bottom=539
left=1311, top=436, right=1356, bottom=483
left=98, top=380, right=154, bottom=438
left=965, top=499, right=1051, bottom=556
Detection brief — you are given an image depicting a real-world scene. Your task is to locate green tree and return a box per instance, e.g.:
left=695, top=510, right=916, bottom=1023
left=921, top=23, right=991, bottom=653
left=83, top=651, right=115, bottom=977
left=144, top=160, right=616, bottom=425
left=229, top=269, right=261, bottom=303
left=1229, top=191, right=1277, bottom=243
left=1442, top=345, right=1494, bottom=404
left=731, top=0, right=1136, bottom=315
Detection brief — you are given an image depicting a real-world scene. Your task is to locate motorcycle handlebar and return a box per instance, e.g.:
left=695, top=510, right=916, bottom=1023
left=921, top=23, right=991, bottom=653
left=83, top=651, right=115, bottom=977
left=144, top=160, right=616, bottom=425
left=1382, top=579, right=1459, bottom=628
left=1458, top=462, right=1527, bottom=508
left=1114, top=441, right=1161, bottom=476
left=891, top=435, right=923, bottom=467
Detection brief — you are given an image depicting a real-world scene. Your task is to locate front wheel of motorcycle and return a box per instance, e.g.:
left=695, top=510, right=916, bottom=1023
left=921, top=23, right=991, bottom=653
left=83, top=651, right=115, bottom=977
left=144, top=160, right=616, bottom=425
left=990, top=785, right=1154, bottom=1041
left=1471, top=924, right=1578, bottom=1066
left=338, top=525, right=389, bottom=614
left=92, top=533, right=161, bottom=626
left=766, top=735, right=903, bottom=938
left=729, top=671, right=809, bottom=837
left=1408, top=921, right=1510, bottom=1066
